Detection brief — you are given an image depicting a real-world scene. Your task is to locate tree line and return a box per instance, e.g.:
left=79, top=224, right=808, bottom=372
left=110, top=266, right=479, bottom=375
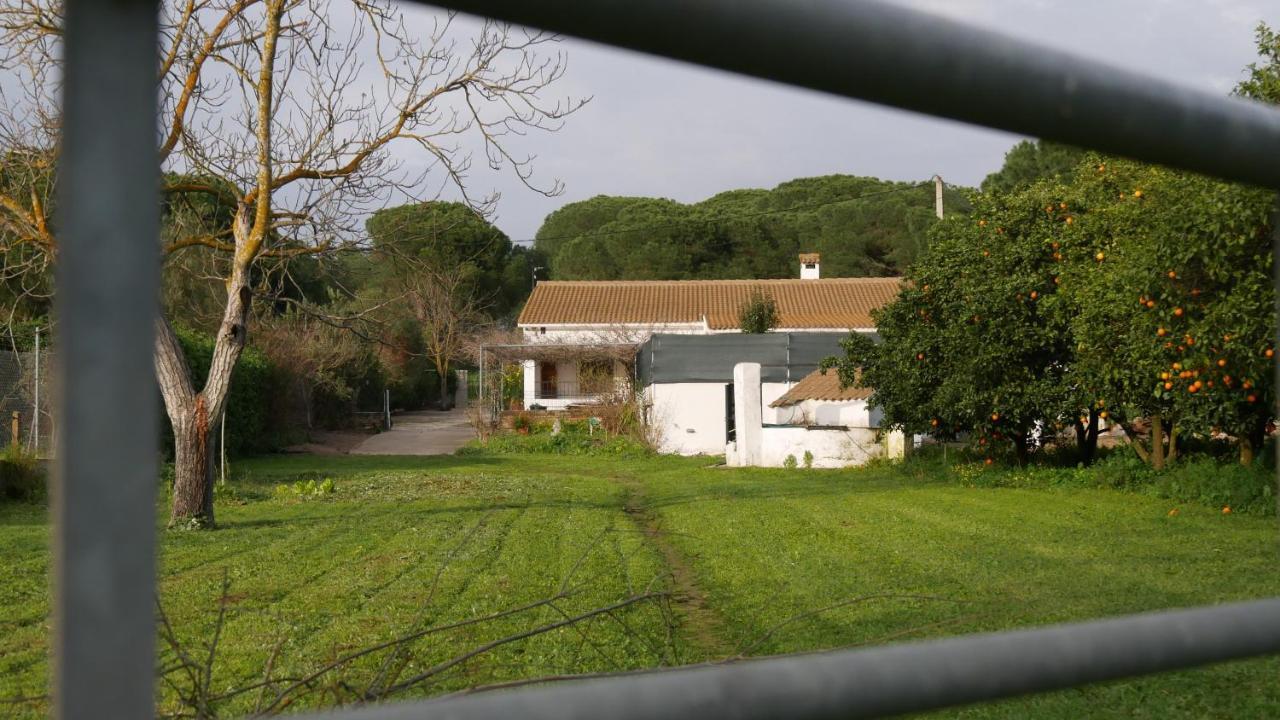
left=534, top=175, right=972, bottom=280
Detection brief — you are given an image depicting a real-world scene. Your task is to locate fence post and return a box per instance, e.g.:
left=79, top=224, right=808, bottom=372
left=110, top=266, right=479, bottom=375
left=10, top=410, right=18, bottom=447
left=384, top=388, right=392, bottom=430
left=30, top=326, right=40, bottom=454
left=53, top=0, right=160, bottom=717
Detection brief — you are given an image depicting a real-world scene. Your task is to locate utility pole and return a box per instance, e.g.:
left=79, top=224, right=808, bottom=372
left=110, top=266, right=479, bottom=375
left=932, top=175, right=945, bottom=219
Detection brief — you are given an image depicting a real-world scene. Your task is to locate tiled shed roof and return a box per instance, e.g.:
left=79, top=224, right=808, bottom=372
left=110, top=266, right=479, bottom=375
left=770, top=368, right=872, bottom=407
left=517, top=277, right=902, bottom=330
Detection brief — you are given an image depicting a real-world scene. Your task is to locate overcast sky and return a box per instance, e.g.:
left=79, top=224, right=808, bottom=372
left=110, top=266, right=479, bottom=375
left=398, top=0, right=1279, bottom=244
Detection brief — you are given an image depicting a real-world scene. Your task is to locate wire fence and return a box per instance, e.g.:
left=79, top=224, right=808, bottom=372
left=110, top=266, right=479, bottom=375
left=0, top=345, right=53, bottom=456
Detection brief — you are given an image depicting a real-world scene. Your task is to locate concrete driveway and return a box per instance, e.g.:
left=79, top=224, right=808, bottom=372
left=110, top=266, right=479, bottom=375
left=349, top=409, right=475, bottom=455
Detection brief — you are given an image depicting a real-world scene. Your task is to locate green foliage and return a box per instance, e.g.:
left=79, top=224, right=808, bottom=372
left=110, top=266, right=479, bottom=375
left=274, top=474, right=337, bottom=501
left=1236, top=23, right=1280, bottom=103
left=0, top=445, right=44, bottom=503
left=364, top=201, right=538, bottom=320
left=737, top=289, right=779, bottom=333
left=826, top=180, right=1084, bottom=460
left=461, top=420, right=654, bottom=458
left=535, top=176, right=971, bottom=281
left=1062, top=157, right=1275, bottom=453
left=802, top=450, right=814, bottom=469
left=782, top=454, right=798, bottom=470
left=980, top=140, right=1085, bottom=195
left=168, top=326, right=286, bottom=457
left=928, top=447, right=1275, bottom=516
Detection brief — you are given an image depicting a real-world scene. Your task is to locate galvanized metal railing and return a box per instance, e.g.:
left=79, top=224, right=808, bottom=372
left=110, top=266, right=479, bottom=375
left=53, top=0, right=1280, bottom=718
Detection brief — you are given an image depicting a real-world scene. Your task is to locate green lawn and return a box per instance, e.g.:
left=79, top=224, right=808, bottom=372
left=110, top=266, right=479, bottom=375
left=1, top=451, right=1277, bottom=717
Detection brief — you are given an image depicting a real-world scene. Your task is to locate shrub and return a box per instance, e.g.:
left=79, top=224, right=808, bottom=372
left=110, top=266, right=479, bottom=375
left=803, top=450, right=814, bottom=469
left=274, top=475, right=336, bottom=501
left=0, top=445, right=44, bottom=503
left=783, top=454, right=798, bottom=470
left=460, top=424, right=653, bottom=459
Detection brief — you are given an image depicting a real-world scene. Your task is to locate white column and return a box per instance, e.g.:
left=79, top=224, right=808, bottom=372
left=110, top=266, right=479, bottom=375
left=522, top=360, right=537, bottom=410
left=733, top=362, right=763, bottom=466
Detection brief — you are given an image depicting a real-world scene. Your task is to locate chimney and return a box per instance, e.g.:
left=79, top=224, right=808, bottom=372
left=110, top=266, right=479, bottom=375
left=799, top=252, right=820, bottom=280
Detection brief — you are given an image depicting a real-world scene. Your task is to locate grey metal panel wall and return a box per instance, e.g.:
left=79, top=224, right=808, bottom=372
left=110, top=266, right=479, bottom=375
left=640, top=333, right=856, bottom=384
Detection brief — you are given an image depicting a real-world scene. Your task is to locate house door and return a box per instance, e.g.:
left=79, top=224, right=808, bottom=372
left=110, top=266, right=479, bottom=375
left=725, top=383, right=735, bottom=444
left=539, top=362, right=558, bottom=399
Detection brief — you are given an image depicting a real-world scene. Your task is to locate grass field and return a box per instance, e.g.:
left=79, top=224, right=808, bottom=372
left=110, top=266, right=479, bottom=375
left=1, top=450, right=1277, bottom=717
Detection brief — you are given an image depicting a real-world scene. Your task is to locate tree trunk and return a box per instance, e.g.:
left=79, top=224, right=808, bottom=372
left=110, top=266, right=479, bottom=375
left=438, top=367, right=452, bottom=410
left=155, top=260, right=253, bottom=528
left=1241, top=439, right=1255, bottom=466
left=1119, top=421, right=1150, bottom=463
left=1074, top=411, right=1100, bottom=466
left=1012, top=430, right=1029, bottom=467
left=1166, top=421, right=1179, bottom=465
left=1150, top=413, right=1165, bottom=471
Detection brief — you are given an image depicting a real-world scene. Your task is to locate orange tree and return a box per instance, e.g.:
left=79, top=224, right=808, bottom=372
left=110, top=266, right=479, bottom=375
left=826, top=181, right=1101, bottom=464
left=1061, top=157, right=1275, bottom=467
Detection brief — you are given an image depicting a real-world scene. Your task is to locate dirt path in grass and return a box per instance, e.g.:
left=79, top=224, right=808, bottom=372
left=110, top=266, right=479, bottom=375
left=616, top=476, right=738, bottom=661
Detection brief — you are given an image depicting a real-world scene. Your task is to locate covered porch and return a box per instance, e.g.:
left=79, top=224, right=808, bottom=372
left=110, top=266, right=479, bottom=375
left=476, top=342, right=640, bottom=419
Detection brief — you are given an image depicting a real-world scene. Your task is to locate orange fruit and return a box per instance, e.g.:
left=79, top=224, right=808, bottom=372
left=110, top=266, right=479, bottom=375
left=1172, top=362, right=1182, bottom=370
left=1173, top=307, right=1183, bottom=317
left=1146, top=300, right=1156, bottom=309
left=1167, top=270, right=1177, bottom=279
left=984, top=458, right=994, bottom=466
left=916, top=353, right=925, bottom=360
left=1156, top=327, right=1167, bottom=337
left=930, top=418, right=939, bottom=427
left=1168, top=508, right=1179, bottom=517
left=1266, top=348, right=1275, bottom=359
left=1222, top=506, right=1231, bottom=514
left=1066, top=216, right=1074, bottom=225
left=1247, top=394, right=1258, bottom=403
left=1160, top=372, right=1170, bottom=380
left=979, top=219, right=987, bottom=227
left=991, top=413, right=1000, bottom=421
left=1053, top=276, right=1061, bottom=285
left=1098, top=410, right=1108, bottom=419
left=1134, top=189, right=1143, bottom=198
left=1030, top=291, right=1038, bottom=300
left=1059, top=202, right=1068, bottom=210
left=1217, top=359, right=1227, bottom=367
left=1188, top=385, right=1199, bottom=394
left=1163, top=382, right=1173, bottom=390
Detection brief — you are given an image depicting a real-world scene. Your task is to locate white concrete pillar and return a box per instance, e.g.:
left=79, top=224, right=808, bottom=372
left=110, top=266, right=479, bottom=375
left=522, top=360, right=536, bottom=410
left=733, top=362, right=763, bottom=466
left=885, top=429, right=907, bottom=460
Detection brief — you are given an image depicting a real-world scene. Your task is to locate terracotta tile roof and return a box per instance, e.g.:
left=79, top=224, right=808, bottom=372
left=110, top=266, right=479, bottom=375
left=517, top=277, right=902, bottom=330
left=798, top=252, right=821, bottom=264
left=770, top=368, right=872, bottom=407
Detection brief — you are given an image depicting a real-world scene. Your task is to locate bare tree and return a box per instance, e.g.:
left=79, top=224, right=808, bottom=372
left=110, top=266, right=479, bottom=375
left=256, top=310, right=366, bottom=428
left=401, top=265, right=485, bottom=410
left=0, top=0, right=583, bottom=525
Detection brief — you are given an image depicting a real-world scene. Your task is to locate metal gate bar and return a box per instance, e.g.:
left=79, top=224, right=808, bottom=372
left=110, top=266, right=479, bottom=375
left=426, top=0, right=1280, bottom=189
left=319, top=598, right=1280, bottom=720
left=53, top=0, right=160, bottom=718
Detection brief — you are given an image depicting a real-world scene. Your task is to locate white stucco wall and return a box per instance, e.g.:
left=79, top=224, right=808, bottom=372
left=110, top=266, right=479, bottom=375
left=771, top=398, right=883, bottom=428
left=757, top=426, right=890, bottom=468
left=647, top=383, right=729, bottom=456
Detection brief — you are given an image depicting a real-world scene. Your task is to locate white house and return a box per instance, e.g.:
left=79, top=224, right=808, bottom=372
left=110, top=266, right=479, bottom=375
left=511, top=254, right=904, bottom=463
